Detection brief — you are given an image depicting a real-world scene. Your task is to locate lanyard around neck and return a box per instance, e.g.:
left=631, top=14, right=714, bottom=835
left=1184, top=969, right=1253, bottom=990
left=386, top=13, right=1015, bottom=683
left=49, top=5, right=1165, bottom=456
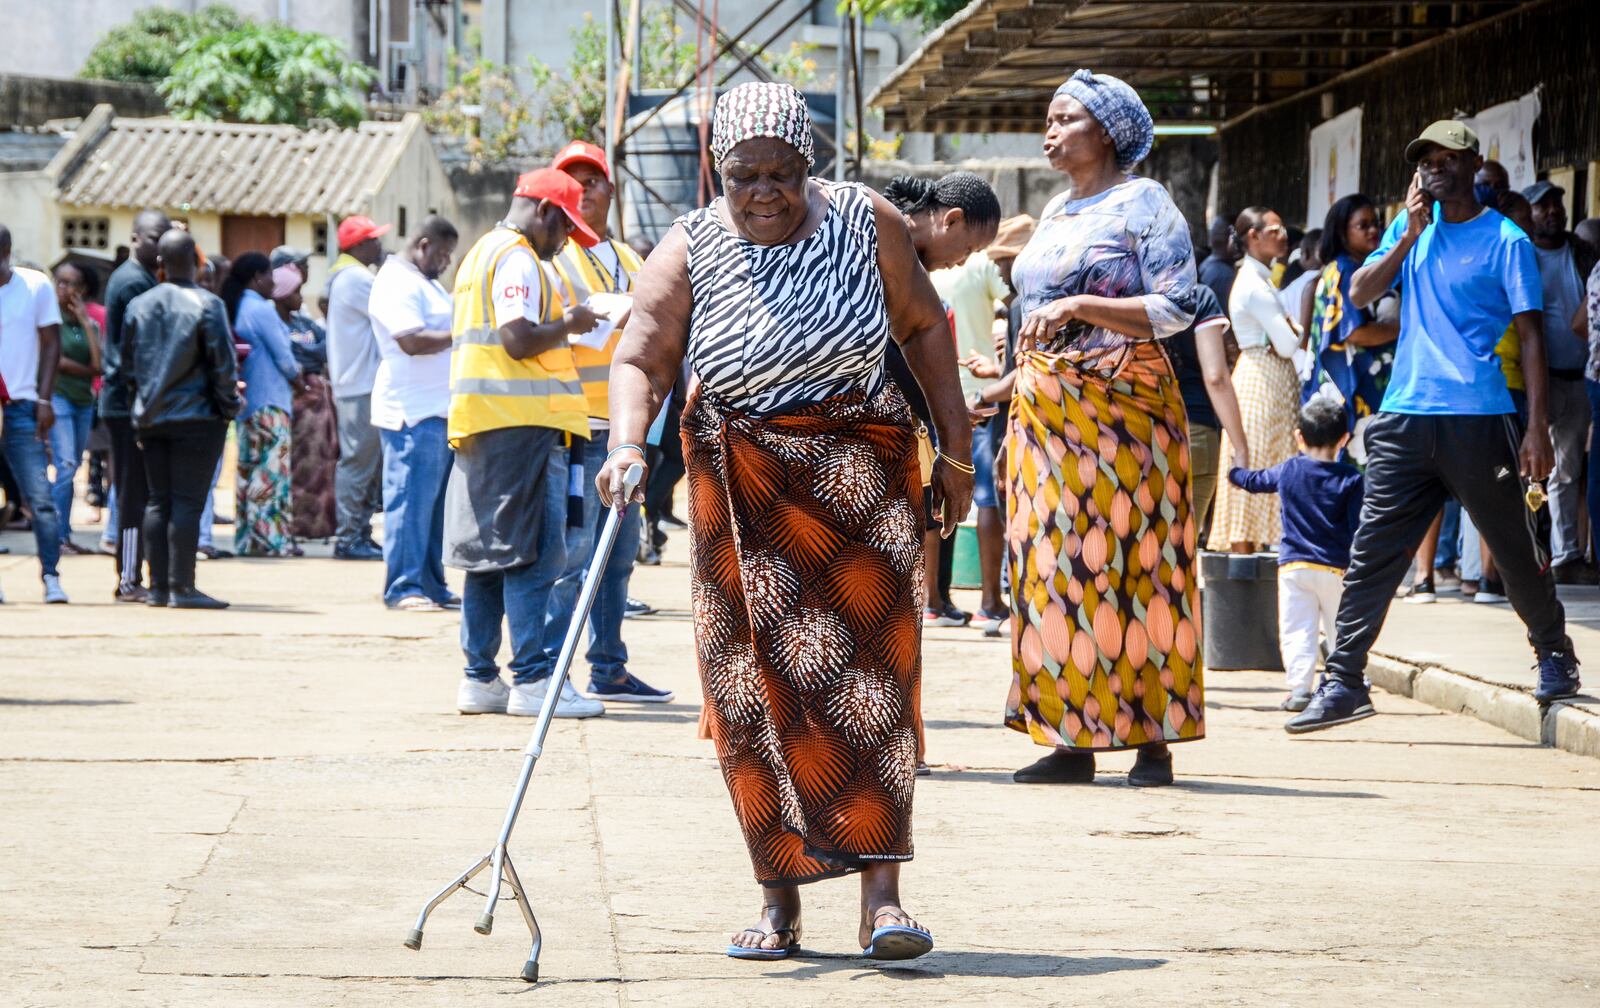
left=578, top=240, right=623, bottom=293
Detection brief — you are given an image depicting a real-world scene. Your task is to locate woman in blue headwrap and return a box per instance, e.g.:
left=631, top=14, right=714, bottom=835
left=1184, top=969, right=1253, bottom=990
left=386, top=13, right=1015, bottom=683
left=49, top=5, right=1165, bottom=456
left=978, top=69, right=1205, bottom=787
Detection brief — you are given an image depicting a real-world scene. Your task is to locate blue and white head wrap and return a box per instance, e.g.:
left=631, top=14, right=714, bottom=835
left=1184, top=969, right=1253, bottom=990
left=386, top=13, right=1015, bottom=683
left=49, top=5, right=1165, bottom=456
left=1054, top=69, right=1155, bottom=170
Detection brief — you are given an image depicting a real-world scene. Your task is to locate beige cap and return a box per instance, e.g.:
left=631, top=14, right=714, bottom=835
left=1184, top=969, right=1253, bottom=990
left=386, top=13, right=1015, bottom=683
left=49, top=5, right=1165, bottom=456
left=1404, top=120, right=1479, bottom=163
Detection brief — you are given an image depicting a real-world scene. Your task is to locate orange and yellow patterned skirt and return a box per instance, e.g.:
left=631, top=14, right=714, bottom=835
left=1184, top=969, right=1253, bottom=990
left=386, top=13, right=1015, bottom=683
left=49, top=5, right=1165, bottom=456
left=1002, top=342, right=1205, bottom=751
left=684, top=383, right=923, bottom=886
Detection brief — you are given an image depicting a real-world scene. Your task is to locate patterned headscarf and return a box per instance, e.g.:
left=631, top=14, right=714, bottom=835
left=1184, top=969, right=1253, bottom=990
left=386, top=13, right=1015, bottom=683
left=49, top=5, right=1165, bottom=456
left=1054, top=69, right=1155, bottom=170
left=709, top=81, right=815, bottom=168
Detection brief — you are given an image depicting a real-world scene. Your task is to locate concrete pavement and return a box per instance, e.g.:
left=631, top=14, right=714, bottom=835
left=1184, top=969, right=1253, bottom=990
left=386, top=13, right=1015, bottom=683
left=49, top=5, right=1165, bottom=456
left=1372, top=585, right=1600, bottom=756
left=3, top=527, right=1600, bottom=1006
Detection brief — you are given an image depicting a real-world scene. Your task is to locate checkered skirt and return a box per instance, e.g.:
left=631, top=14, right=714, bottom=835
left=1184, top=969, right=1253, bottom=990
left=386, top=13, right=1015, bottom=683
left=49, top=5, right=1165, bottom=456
left=1206, top=345, right=1300, bottom=549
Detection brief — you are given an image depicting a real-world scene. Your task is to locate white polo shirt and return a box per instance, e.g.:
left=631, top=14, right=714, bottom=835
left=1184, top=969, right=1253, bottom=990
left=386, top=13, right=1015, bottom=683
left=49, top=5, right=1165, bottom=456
left=369, top=257, right=454, bottom=430
left=0, top=266, right=62, bottom=402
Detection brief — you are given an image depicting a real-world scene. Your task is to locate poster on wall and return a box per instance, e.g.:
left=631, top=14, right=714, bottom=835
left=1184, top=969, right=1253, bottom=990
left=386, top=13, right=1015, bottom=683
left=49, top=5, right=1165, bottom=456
left=1307, top=107, right=1362, bottom=228
left=1464, top=89, right=1541, bottom=190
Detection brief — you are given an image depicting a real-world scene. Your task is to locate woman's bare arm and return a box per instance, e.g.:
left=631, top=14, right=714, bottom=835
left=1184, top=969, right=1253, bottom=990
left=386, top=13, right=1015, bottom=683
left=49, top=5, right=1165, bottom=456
left=598, top=225, right=692, bottom=506
left=870, top=189, right=974, bottom=535
left=1196, top=319, right=1249, bottom=467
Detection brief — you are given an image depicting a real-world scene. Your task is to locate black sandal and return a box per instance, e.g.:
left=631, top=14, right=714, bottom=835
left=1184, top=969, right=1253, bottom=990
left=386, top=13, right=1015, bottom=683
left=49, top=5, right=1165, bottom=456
left=1013, top=749, right=1096, bottom=783
left=1128, top=748, right=1174, bottom=787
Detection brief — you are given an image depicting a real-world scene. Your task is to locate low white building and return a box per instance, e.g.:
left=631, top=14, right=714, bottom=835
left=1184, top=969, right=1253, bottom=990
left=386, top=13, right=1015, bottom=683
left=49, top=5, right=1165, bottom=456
left=1, top=104, right=457, bottom=297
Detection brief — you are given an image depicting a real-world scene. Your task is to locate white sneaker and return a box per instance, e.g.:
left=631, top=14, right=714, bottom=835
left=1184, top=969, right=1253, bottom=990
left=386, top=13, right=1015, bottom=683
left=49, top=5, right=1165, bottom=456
left=42, top=575, right=69, bottom=604
left=507, top=677, right=604, bottom=718
left=457, top=676, right=510, bottom=714
left=0, top=578, right=6, bottom=604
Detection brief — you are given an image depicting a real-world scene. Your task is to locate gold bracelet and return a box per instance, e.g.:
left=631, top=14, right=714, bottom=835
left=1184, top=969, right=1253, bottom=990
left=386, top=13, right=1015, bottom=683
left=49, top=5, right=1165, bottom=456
left=938, top=452, right=976, bottom=475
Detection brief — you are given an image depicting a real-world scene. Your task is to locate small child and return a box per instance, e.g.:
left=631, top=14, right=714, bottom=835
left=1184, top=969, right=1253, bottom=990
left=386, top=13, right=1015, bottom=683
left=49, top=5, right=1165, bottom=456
left=1228, top=397, right=1364, bottom=711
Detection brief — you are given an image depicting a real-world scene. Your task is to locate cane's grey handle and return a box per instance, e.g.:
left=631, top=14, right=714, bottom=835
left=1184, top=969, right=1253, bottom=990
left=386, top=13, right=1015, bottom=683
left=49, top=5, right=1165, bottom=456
left=618, top=461, right=644, bottom=508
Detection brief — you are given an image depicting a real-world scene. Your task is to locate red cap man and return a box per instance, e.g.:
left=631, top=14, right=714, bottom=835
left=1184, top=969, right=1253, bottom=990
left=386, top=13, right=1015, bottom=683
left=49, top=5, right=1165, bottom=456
left=512, top=167, right=601, bottom=251
left=337, top=215, right=390, bottom=267
left=552, top=140, right=610, bottom=181
left=552, top=141, right=614, bottom=242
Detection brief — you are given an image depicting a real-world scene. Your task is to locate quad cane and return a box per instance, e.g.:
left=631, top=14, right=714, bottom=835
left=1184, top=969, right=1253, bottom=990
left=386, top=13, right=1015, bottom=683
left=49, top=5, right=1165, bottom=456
left=403, top=462, right=644, bottom=983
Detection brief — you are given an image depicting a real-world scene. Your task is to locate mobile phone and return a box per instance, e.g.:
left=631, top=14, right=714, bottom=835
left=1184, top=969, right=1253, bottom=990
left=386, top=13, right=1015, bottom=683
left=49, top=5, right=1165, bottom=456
left=1412, top=170, right=1432, bottom=226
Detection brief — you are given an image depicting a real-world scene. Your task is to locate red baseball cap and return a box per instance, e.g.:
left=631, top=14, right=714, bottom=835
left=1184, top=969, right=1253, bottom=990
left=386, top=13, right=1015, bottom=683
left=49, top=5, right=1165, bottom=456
left=514, top=167, right=600, bottom=248
left=553, top=140, right=610, bottom=182
left=337, top=215, right=390, bottom=251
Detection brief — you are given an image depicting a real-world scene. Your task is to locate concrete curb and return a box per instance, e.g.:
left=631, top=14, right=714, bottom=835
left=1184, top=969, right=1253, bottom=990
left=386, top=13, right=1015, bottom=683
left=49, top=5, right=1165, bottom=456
left=1369, top=653, right=1600, bottom=759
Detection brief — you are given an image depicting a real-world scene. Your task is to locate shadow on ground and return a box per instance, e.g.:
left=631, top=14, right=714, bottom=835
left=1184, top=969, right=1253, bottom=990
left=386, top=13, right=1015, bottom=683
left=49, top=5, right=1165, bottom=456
left=0, top=697, right=132, bottom=706
left=927, top=770, right=1381, bottom=799
left=775, top=949, right=1167, bottom=980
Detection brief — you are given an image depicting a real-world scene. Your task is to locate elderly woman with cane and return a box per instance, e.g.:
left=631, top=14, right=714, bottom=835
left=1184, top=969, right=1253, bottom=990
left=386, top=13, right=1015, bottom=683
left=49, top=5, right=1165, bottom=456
left=984, top=70, right=1204, bottom=787
left=597, top=82, right=973, bottom=962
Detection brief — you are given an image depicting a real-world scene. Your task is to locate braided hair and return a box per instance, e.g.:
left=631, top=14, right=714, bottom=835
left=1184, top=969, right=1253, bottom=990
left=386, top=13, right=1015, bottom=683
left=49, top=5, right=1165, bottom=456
left=883, top=171, right=1002, bottom=230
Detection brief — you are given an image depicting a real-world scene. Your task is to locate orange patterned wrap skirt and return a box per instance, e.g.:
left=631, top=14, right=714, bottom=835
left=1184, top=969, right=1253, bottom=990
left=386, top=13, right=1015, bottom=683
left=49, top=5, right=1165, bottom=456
left=684, top=383, right=923, bottom=887
left=1002, top=342, right=1205, bottom=750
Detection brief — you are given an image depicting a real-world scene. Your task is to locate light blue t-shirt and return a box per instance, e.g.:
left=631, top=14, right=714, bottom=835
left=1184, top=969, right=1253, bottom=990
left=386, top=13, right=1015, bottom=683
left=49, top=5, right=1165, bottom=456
left=1369, top=206, right=1542, bottom=415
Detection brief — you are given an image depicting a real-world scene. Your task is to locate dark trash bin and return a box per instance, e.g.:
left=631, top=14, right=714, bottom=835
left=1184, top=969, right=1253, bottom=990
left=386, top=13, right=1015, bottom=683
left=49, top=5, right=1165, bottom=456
left=1199, top=551, right=1283, bottom=671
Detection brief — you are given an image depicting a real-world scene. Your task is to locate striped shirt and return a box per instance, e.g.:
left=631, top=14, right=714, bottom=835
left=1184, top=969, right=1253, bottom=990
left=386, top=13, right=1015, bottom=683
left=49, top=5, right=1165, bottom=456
left=680, top=180, right=889, bottom=415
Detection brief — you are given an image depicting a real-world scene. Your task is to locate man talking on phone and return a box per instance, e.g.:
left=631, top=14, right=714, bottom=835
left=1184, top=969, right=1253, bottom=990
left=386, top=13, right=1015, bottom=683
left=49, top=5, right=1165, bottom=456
left=1286, top=120, right=1580, bottom=733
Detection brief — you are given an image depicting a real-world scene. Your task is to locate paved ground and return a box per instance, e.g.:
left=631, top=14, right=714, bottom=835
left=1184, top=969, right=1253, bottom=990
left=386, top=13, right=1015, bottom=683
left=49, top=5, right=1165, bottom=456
left=3, top=522, right=1600, bottom=1007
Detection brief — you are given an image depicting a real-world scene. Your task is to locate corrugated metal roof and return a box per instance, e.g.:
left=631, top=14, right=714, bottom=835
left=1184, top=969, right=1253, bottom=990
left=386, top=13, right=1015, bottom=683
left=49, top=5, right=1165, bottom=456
left=56, top=116, right=410, bottom=216
left=868, top=0, right=1536, bottom=132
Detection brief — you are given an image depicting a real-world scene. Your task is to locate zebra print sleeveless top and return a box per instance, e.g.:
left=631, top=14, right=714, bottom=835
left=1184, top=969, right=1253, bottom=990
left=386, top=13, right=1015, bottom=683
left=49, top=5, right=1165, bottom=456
left=680, top=180, right=890, bottom=415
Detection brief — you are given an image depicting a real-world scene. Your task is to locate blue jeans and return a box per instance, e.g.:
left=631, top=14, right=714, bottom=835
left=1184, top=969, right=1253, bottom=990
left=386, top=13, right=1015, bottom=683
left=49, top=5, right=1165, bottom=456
left=534, top=437, right=605, bottom=680
left=588, top=500, right=641, bottom=681
left=101, top=483, right=118, bottom=546
left=461, top=442, right=568, bottom=684
left=48, top=395, right=95, bottom=541
left=197, top=456, right=223, bottom=549
left=1, top=401, right=63, bottom=576
left=971, top=416, right=998, bottom=510
left=1586, top=381, right=1600, bottom=564
left=1435, top=498, right=1461, bottom=570
left=380, top=418, right=452, bottom=605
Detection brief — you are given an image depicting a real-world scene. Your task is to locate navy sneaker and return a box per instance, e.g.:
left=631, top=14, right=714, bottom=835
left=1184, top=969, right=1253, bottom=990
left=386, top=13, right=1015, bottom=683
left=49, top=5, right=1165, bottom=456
left=624, top=596, right=656, bottom=618
left=1285, top=678, right=1375, bottom=734
left=588, top=671, right=675, bottom=704
left=1533, top=646, right=1581, bottom=703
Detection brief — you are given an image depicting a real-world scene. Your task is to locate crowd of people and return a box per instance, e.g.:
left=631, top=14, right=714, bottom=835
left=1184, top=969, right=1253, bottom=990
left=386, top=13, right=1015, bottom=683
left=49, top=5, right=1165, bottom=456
left=2, top=65, right=1597, bottom=964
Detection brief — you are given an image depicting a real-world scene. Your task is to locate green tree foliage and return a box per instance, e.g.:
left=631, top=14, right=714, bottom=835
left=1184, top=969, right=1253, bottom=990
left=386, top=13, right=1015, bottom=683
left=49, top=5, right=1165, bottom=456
left=158, top=26, right=376, bottom=128
left=79, top=4, right=246, bottom=83
left=80, top=6, right=374, bottom=129
left=425, top=58, right=536, bottom=165
left=528, top=9, right=817, bottom=145
left=847, top=0, right=967, bottom=29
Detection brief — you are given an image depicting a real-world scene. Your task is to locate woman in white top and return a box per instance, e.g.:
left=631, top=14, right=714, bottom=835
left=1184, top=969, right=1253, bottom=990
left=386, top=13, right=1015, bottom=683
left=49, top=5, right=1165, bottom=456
left=1207, top=206, right=1301, bottom=553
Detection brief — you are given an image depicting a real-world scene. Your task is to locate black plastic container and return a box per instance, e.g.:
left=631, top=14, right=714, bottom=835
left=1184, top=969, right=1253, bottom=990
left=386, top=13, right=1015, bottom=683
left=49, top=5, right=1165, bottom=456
left=1199, top=551, right=1284, bottom=671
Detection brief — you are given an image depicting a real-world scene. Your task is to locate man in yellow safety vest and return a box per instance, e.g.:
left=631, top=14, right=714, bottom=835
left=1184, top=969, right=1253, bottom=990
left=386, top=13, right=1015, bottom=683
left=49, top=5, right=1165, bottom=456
left=444, top=168, right=609, bottom=718
left=541, top=140, right=673, bottom=704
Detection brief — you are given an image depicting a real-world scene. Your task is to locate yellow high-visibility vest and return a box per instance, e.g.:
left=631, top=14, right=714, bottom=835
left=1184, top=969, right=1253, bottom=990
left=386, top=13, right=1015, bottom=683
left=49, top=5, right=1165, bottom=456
left=552, top=236, right=644, bottom=420
left=447, top=228, right=589, bottom=447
